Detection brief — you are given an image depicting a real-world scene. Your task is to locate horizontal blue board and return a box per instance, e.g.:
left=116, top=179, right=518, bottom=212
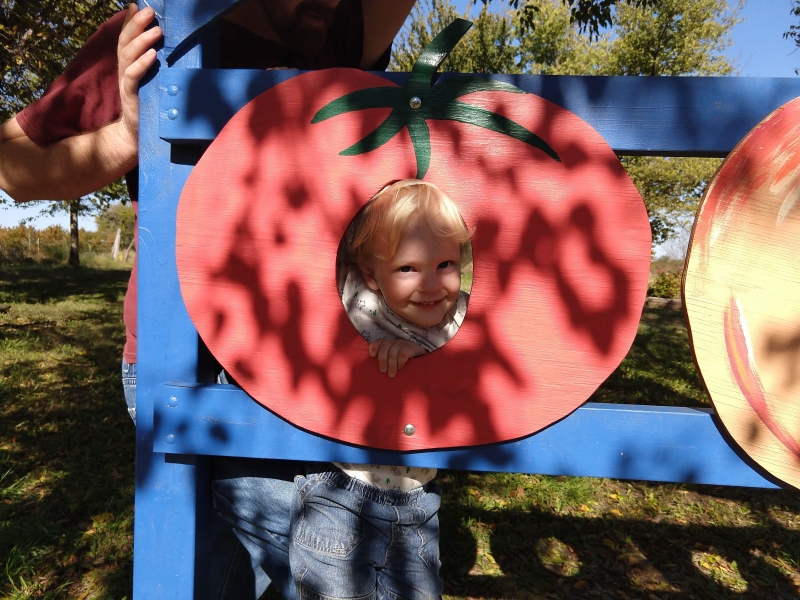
left=152, top=385, right=779, bottom=489
left=158, top=69, right=800, bottom=156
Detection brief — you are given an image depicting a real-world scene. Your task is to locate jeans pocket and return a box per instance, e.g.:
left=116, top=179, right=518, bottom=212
left=415, top=511, right=441, bottom=570
left=293, top=481, right=364, bottom=557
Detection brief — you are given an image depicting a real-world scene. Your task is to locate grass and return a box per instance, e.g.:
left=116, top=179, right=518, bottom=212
left=0, top=265, right=134, bottom=599
left=2, top=265, right=800, bottom=599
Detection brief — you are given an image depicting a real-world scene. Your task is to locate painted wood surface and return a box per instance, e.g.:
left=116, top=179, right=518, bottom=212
left=159, top=69, right=800, bottom=155
left=684, top=96, right=800, bottom=490
left=175, top=68, right=651, bottom=450
left=153, top=387, right=779, bottom=489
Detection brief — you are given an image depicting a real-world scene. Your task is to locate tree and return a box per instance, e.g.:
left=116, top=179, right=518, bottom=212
left=484, top=0, right=661, bottom=39
left=13, top=178, right=128, bottom=267
left=95, top=198, right=135, bottom=247
left=391, top=0, right=740, bottom=249
left=784, top=0, right=800, bottom=73
left=0, top=0, right=124, bottom=121
left=1, top=0, right=128, bottom=266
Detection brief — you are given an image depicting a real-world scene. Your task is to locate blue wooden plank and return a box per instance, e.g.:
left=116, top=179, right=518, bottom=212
left=158, top=69, right=800, bottom=155
left=152, top=386, right=779, bottom=489
left=134, top=8, right=206, bottom=597
left=162, top=0, right=240, bottom=66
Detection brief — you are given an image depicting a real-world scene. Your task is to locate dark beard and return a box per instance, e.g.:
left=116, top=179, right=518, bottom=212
left=283, top=1, right=336, bottom=56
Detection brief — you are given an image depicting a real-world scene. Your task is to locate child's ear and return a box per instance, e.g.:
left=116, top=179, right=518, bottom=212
left=361, top=263, right=381, bottom=292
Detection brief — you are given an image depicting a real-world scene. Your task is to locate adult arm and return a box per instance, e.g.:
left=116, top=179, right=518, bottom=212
left=360, top=0, right=415, bottom=70
left=0, top=5, right=161, bottom=202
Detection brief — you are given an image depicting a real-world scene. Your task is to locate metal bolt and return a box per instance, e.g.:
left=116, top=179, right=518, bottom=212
left=166, top=108, right=179, bottom=120
left=409, top=96, right=422, bottom=110
left=167, top=396, right=178, bottom=408
left=167, top=84, right=179, bottom=96
left=165, top=434, right=176, bottom=444
left=403, top=423, right=416, bottom=436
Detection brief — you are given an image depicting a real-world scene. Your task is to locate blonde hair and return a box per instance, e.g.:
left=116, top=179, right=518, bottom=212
left=348, top=180, right=472, bottom=270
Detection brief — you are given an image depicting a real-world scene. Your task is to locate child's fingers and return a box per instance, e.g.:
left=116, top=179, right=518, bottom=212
left=368, top=339, right=382, bottom=358
left=396, top=350, right=410, bottom=371
left=376, top=341, right=391, bottom=373
left=386, top=343, right=404, bottom=378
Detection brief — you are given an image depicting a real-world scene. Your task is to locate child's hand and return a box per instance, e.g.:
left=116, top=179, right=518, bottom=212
left=368, top=339, right=425, bottom=378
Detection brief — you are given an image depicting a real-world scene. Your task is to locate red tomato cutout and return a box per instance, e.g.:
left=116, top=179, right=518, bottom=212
left=176, top=69, right=651, bottom=450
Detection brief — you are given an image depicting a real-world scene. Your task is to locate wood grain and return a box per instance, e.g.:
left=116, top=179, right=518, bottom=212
left=175, top=68, right=651, bottom=450
left=685, top=96, right=800, bottom=489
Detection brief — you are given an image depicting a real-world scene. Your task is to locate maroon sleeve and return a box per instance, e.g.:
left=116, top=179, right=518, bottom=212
left=17, top=10, right=126, bottom=145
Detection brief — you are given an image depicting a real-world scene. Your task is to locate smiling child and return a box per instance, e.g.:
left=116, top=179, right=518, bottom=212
left=341, top=178, right=472, bottom=376
left=287, top=180, right=472, bottom=600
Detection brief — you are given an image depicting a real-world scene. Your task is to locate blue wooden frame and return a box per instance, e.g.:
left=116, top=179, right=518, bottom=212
left=134, top=0, right=800, bottom=596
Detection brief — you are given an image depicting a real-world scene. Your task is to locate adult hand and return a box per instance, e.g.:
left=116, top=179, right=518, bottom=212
left=368, top=338, right=425, bottom=378
left=117, top=4, right=162, bottom=153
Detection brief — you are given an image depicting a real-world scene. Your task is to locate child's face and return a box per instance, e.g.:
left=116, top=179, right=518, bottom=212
left=363, top=219, right=462, bottom=328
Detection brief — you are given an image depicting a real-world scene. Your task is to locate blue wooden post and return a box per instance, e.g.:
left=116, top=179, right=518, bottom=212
left=134, top=0, right=209, bottom=596
left=134, top=0, right=800, bottom=596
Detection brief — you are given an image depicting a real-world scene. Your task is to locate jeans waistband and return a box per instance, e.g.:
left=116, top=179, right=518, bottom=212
left=304, top=462, right=429, bottom=506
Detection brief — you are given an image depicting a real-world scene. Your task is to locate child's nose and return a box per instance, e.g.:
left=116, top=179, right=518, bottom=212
left=420, top=270, right=439, bottom=291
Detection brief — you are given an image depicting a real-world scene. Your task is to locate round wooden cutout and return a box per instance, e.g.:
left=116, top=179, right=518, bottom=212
left=685, top=96, right=800, bottom=489
left=176, top=69, right=651, bottom=450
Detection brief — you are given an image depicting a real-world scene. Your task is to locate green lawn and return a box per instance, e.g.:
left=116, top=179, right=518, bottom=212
left=2, top=265, right=799, bottom=599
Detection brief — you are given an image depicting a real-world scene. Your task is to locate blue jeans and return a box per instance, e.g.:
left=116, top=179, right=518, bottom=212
left=291, top=464, right=443, bottom=600
left=121, top=359, right=137, bottom=424
left=121, top=359, right=288, bottom=599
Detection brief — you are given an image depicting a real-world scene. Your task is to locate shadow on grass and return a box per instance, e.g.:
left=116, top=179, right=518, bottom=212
left=0, top=265, right=131, bottom=305
left=437, top=475, right=800, bottom=600
left=592, top=307, right=709, bottom=408
left=4, top=267, right=795, bottom=599
left=0, top=267, right=134, bottom=598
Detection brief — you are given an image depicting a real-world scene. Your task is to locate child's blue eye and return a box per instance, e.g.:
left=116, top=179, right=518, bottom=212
left=399, top=266, right=412, bottom=273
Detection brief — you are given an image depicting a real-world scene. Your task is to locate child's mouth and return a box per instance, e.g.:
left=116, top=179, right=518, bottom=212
left=412, top=299, right=444, bottom=308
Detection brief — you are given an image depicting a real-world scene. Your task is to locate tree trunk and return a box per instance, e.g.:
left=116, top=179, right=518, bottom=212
left=68, top=199, right=80, bottom=268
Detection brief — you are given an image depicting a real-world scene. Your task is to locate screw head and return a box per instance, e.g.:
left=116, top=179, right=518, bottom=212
left=165, top=434, right=176, bottom=444
left=166, top=108, right=179, bottom=120
left=167, top=84, right=179, bottom=96
left=409, top=96, right=422, bottom=110
left=403, top=423, right=416, bottom=436
left=167, top=396, right=178, bottom=408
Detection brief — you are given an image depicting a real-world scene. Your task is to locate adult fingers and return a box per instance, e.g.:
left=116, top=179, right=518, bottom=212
left=121, top=47, right=158, bottom=97
left=118, top=5, right=157, bottom=52
left=119, top=24, right=162, bottom=80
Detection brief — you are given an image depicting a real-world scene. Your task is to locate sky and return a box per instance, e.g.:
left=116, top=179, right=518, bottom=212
left=1, top=0, right=798, bottom=233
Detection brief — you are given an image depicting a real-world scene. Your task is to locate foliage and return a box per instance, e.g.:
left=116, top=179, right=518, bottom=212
left=94, top=201, right=135, bottom=249
left=482, top=0, right=660, bottom=39
left=3, top=180, right=130, bottom=267
left=0, top=224, right=69, bottom=264
left=1, top=0, right=129, bottom=265
left=623, top=156, right=721, bottom=246
left=784, top=0, right=800, bottom=73
left=391, top=0, right=739, bottom=246
left=0, top=0, right=124, bottom=122
left=604, top=0, right=738, bottom=77
left=0, top=223, right=133, bottom=266
left=648, top=269, right=682, bottom=298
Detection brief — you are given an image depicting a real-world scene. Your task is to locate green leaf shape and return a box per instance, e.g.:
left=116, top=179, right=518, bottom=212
left=339, top=114, right=406, bottom=155
left=311, top=19, right=561, bottom=178
left=408, top=19, right=473, bottom=85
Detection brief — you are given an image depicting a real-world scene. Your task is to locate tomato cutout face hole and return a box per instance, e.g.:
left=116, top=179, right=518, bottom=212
left=336, top=180, right=473, bottom=355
